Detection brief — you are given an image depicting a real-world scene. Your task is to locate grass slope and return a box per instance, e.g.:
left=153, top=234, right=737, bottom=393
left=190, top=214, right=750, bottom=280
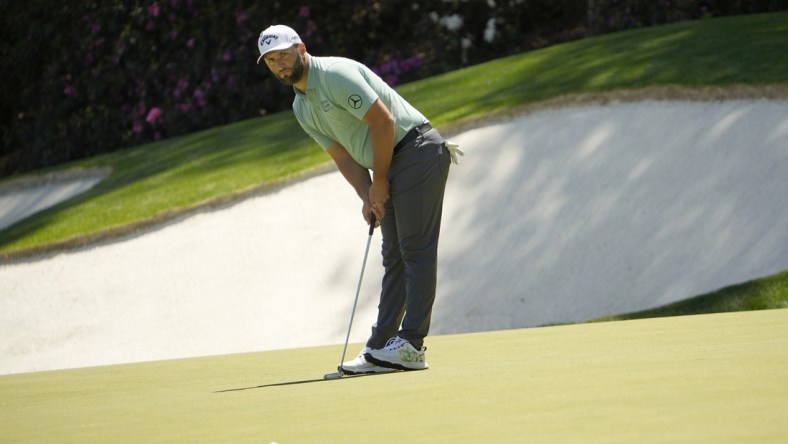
left=595, top=270, right=788, bottom=322
left=1, top=12, right=787, bottom=257
left=406, top=13, right=788, bottom=126
left=2, top=309, right=787, bottom=443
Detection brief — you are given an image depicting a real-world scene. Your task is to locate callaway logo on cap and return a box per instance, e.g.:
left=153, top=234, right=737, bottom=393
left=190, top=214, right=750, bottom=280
left=257, top=24, right=302, bottom=64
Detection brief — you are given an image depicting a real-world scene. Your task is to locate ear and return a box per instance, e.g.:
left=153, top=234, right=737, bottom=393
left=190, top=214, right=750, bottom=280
left=297, top=42, right=307, bottom=55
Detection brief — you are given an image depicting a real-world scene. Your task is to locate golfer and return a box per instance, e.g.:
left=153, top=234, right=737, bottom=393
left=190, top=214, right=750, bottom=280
left=257, top=25, right=458, bottom=373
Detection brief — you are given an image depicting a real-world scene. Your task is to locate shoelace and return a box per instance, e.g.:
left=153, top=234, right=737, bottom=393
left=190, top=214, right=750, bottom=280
left=384, top=337, right=407, bottom=350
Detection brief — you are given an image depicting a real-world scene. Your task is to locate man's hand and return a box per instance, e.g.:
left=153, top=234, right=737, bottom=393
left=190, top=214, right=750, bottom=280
left=361, top=199, right=380, bottom=227
left=369, top=179, right=389, bottom=221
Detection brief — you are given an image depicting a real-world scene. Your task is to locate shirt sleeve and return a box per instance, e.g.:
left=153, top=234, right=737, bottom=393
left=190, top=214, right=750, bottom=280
left=323, top=61, right=379, bottom=121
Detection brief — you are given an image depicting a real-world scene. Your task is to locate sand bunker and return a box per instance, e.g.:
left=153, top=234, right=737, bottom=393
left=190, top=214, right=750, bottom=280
left=1, top=99, right=787, bottom=375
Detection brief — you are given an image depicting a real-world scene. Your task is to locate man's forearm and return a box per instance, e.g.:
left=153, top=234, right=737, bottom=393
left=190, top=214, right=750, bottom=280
left=363, top=99, right=395, bottom=221
left=370, top=120, right=394, bottom=184
left=366, top=104, right=395, bottom=184
left=335, top=154, right=372, bottom=200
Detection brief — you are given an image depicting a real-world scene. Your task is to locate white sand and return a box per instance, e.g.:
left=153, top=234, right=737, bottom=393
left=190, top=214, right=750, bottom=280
left=1, top=99, right=787, bottom=375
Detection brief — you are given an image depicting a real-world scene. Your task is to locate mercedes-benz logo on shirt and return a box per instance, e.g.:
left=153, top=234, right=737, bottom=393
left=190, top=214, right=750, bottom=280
left=347, top=94, right=363, bottom=109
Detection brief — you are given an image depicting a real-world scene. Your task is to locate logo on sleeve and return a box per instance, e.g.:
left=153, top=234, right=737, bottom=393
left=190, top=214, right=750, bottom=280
left=347, top=94, right=363, bottom=110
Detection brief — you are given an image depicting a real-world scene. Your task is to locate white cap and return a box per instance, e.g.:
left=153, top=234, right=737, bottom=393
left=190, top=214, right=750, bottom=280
left=257, top=25, right=302, bottom=64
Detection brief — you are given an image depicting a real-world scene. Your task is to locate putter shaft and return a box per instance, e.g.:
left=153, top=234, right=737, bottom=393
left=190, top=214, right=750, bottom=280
left=332, top=216, right=376, bottom=378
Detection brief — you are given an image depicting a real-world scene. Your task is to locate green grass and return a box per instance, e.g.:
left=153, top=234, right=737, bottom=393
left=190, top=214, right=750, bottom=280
left=596, top=270, right=788, bottom=322
left=400, top=12, right=788, bottom=126
left=2, top=309, right=787, bottom=442
left=0, top=112, right=326, bottom=255
left=1, top=12, right=787, bottom=257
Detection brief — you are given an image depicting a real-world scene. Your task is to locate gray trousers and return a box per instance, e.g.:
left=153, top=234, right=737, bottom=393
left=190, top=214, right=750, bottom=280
left=366, top=127, right=451, bottom=351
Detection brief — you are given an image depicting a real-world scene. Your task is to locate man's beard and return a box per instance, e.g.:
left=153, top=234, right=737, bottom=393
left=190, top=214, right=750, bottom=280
left=276, top=53, right=305, bottom=86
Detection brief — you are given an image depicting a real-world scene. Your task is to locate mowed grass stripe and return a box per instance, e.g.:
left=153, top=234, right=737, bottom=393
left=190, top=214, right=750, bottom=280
left=2, top=309, right=786, bottom=443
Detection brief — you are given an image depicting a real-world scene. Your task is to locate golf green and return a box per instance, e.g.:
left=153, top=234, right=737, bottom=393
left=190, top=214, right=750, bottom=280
left=2, top=309, right=786, bottom=442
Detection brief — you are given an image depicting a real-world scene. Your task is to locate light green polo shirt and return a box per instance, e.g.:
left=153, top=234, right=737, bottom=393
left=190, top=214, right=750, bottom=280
left=292, top=56, right=428, bottom=170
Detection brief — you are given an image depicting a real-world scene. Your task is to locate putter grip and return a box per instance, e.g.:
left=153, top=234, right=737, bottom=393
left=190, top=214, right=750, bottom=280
left=369, top=214, right=376, bottom=235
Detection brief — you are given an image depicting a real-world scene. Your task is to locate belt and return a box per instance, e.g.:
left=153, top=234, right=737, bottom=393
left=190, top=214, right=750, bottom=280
left=393, top=123, right=432, bottom=154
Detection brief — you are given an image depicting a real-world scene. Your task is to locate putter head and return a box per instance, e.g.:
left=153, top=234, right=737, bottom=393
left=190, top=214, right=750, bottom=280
left=324, top=365, right=345, bottom=380
left=324, top=371, right=343, bottom=380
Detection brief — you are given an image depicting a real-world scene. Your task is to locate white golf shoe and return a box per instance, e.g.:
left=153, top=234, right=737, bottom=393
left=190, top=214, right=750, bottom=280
left=365, top=337, right=429, bottom=371
left=341, top=347, right=398, bottom=375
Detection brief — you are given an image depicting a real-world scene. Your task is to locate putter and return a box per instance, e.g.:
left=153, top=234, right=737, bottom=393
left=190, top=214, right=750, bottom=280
left=324, top=215, right=376, bottom=380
